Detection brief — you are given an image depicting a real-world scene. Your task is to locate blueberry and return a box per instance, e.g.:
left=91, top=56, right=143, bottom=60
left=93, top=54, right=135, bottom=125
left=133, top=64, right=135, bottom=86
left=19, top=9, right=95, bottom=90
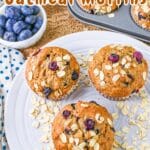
left=62, top=110, right=71, bottom=119
left=0, top=15, right=6, bottom=27
left=5, top=19, right=17, bottom=32
left=84, top=118, right=95, bottom=130
left=43, top=87, right=52, bottom=98
left=26, top=24, right=32, bottom=30
left=0, top=27, right=4, bottom=37
left=3, top=31, right=16, bottom=42
left=71, top=71, right=79, bottom=80
left=25, top=15, right=37, bottom=24
left=5, top=6, right=22, bottom=20
left=17, top=29, right=32, bottom=41
left=34, top=16, right=43, bottom=29
left=49, top=61, right=59, bottom=71
left=108, top=54, right=119, bottom=63
left=32, top=27, right=39, bottom=34
left=32, top=6, right=40, bottom=15
left=21, top=6, right=34, bottom=16
left=17, top=15, right=25, bottom=21
left=13, top=21, right=27, bottom=34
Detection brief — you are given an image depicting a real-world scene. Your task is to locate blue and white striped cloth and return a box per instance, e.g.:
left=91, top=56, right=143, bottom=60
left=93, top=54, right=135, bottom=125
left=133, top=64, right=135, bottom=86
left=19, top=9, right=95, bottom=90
left=0, top=45, right=25, bottom=149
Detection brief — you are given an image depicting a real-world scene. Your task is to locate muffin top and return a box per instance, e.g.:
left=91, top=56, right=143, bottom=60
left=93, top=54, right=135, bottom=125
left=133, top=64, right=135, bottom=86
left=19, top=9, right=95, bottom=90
left=88, top=44, right=148, bottom=99
left=25, top=47, right=80, bottom=101
left=78, top=0, right=120, bottom=14
left=131, top=0, right=150, bottom=30
left=52, top=101, right=115, bottom=150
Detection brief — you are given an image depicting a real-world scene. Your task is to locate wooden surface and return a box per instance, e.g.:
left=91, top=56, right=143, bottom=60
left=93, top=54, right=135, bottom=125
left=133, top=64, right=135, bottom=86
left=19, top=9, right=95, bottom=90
left=21, top=5, right=99, bottom=58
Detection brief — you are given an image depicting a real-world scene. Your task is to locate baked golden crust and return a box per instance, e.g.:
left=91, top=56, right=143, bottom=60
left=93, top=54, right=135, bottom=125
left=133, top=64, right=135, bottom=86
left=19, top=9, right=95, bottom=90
left=25, top=47, right=80, bottom=101
left=52, top=101, right=115, bottom=150
left=88, top=44, right=148, bottom=100
left=78, top=0, right=120, bottom=14
left=131, top=0, right=150, bottom=30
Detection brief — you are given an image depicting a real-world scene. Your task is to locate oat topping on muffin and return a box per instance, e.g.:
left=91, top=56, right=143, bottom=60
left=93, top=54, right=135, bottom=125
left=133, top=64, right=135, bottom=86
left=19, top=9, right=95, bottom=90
left=131, top=0, right=150, bottom=30
left=88, top=44, right=148, bottom=100
left=52, top=101, right=115, bottom=150
left=25, top=47, right=80, bottom=101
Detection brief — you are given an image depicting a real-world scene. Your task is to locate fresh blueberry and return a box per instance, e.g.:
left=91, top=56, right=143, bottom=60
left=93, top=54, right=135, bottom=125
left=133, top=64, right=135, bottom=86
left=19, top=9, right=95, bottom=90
left=13, top=21, right=27, bottom=34
left=25, top=15, right=37, bottom=24
left=0, top=15, right=6, bottom=27
left=43, top=87, right=52, bottom=98
left=71, top=71, right=79, bottom=80
left=17, top=29, right=32, bottom=41
left=133, top=51, right=143, bottom=63
left=32, top=27, right=39, bottom=34
left=62, top=110, right=71, bottom=119
left=5, top=19, right=17, bottom=32
left=17, top=15, right=25, bottom=21
left=34, top=16, right=43, bottom=29
left=108, top=54, right=119, bottom=63
left=5, top=6, right=22, bottom=20
left=84, top=118, right=95, bottom=130
left=49, top=61, right=59, bottom=71
left=21, top=6, right=34, bottom=16
left=3, top=31, right=16, bottom=42
left=32, top=6, right=40, bottom=15
left=0, top=27, right=4, bottom=37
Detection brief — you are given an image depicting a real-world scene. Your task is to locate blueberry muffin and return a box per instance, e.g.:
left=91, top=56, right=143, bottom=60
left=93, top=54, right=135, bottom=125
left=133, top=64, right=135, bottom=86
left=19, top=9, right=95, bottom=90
left=131, top=0, right=150, bottom=30
left=78, top=0, right=120, bottom=14
left=52, top=101, right=115, bottom=150
left=25, top=47, right=80, bottom=101
left=88, top=44, right=148, bottom=100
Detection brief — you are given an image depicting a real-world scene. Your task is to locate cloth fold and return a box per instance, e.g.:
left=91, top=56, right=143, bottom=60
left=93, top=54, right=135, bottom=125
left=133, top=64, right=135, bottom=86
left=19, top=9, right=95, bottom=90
left=0, top=45, right=25, bottom=149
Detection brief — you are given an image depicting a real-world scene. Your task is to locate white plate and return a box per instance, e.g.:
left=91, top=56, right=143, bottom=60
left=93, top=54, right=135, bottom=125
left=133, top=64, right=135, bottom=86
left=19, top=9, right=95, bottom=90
left=5, top=31, right=150, bottom=150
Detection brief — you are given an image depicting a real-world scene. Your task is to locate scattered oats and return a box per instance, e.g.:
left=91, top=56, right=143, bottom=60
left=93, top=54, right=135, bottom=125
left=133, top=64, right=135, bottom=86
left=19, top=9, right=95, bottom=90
left=122, top=127, right=129, bottom=133
left=105, top=65, right=112, bottom=70
left=88, top=56, right=93, bottom=62
left=56, top=56, right=62, bottom=62
left=95, top=114, right=105, bottom=124
left=40, top=134, right=49, bottom=143
left=125, top=63, right=131, bottom=69
left=122, top=105, right=129, bottom=115
left=94, top=143, right=100, bottom=150
left=113, top=69, right=118, bottom=74
left=32, top=121, right=40, bottom=128
left=100, top=81, right=105, bottom=86
left=112, top=74, right=120, bottom=82
left=143, top=72, right=147, bottom=81
left=93, top=68, right=100, bottom=77
left=71, top=124, right=78, bottom=131
left=107, top=118, right=113, bottom=126
left=115, top=131, right=123, bottom=137
left=117, top=101, right=124, bottom=109
left=57, top=70, right=65, bottom=78
left=121, top=58, right=127, bottom=65
left=60, top=133, right=67, bottom=143
left=112, top=113, right=118, bottom=120
left=112, top=63, right=119, bottom=68
left=79, top=142, right=86, bottom=149
left=108, top=13, right=115, bottom=18
left=89, top=139, right=96, bottom=147
left=28, top=71, right=33, bottom=81
left=99, top=71, right=104, bottom=81
left=69, top=137, right=74, bottom=143
left=74, top=138, right=79, bottom=145
left=63, top=54, right=70, bottom=61
left=81, top=103, right=89, bottom=107
left=120, top=70, right=126, bottom=76
left=89, top=130, right=96, bottom=137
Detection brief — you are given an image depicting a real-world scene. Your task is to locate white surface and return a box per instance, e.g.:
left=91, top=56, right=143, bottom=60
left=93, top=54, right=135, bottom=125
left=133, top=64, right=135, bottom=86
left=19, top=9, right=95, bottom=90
left=0, top=5, right=47, bottom=49
left=5, top=31, right=150, bottom=150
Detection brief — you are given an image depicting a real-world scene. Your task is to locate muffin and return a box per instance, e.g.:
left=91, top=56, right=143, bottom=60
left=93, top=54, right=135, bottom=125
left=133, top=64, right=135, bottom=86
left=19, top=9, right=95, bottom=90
left=25, top=47, right=80, bottom=101
left=88, top=44, right=148, bottom=100
left=52, top=101, right=115, bottom=150
left=131, top=0, right=150, bottom=30
left=78, top=0, right=120, bottom=14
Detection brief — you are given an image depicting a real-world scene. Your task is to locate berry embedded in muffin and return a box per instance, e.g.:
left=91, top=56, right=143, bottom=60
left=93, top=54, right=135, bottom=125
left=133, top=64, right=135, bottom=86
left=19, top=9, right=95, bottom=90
left=78, top=0, right=121, bottom=14
left=88, top=44, right=148, bottom=100
left=25, top=47, right=80, bottom=101
left=131, top=0, right=150, bottom=30
left=52, top=101, right=115, bottom=150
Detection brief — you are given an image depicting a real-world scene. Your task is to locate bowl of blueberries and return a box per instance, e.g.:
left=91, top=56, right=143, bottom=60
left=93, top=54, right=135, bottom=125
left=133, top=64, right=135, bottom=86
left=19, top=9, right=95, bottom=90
left=0, top=5, right=47, bottom=49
